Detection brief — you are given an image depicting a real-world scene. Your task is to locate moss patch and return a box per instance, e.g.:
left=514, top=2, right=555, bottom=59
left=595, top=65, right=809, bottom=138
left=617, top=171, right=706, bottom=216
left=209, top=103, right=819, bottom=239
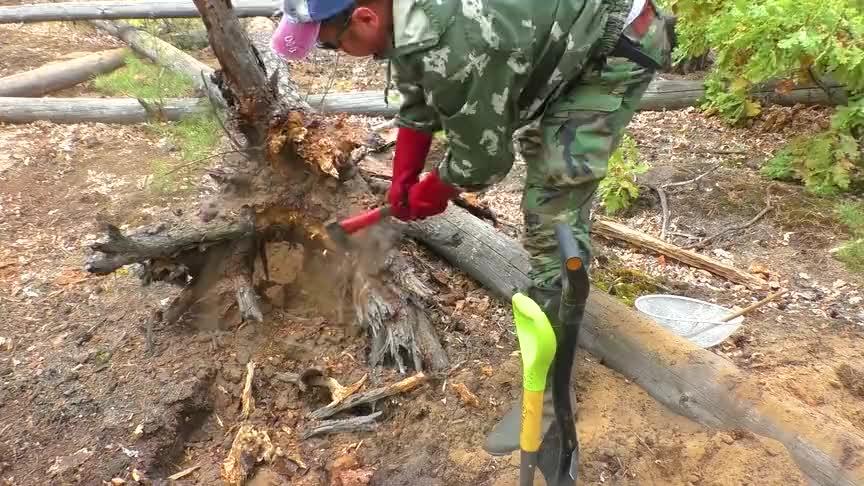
left=591, top=265, right=660, bottom=307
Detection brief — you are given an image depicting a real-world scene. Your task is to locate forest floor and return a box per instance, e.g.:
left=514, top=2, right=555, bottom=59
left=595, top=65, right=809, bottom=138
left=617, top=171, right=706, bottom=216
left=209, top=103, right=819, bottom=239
left=1, top=18, right=863, bottom=486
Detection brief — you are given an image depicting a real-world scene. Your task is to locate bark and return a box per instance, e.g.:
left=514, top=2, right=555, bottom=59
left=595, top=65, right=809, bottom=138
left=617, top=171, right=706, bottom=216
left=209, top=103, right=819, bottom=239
left=0, top=0, right=278, bottom=23
left=90, top=19, right=224, bottom=106
left=84, top=0, right=449, bottom=373
left=408, top=205, right=864, bottom=486
left=0, top=48, right=127, bottom=97
left=0, top=97, right=207, bottom=124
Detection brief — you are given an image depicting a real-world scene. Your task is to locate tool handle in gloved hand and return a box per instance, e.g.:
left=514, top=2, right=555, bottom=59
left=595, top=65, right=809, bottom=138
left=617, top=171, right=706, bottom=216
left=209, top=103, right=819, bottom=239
left=337, top=205, right=391, bottom=234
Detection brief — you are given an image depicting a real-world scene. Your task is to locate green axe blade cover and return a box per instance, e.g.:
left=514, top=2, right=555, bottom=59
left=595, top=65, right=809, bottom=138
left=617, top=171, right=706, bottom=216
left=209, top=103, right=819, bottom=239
left=512, top=292, right=557, bottom=393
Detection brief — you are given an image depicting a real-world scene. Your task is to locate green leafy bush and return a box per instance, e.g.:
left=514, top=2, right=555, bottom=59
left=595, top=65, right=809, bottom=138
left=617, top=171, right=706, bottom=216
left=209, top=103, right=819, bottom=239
left=835, top=201, right=864, bottom=272
left=668, top=0, right=864, bottom=194
left=598, top=135, right=649, bottom=215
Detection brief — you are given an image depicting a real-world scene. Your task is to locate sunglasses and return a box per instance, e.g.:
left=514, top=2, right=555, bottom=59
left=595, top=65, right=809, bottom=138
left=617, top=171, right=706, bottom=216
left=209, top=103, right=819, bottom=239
left=317, top=6, right=355, bottom=50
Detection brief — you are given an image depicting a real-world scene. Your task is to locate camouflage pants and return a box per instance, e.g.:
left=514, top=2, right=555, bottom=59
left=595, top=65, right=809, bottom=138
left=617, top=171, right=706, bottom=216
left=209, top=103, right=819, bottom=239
left=521, top=58, right=654, bottom=288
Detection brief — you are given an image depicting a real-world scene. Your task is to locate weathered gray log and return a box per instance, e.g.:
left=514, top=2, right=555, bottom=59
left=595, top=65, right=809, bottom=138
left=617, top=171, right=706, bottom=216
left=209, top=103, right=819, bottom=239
left=304, top=79, right=848, bottom=117
left=0, top=48, right=127, bottom=97
left=301, top=411, right=382, bottom=440
left=90, top=19, right=225, bottom=106
left=0, top=97, right=207, bottom=124
left=0, top=0, right=278, bottom=23
left=408, top=205, right=864, bottom=486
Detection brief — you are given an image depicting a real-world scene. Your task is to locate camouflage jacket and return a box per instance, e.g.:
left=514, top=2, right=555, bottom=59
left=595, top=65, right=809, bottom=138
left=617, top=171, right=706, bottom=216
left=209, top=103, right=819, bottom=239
left=383, top=0, right=633, bottom=191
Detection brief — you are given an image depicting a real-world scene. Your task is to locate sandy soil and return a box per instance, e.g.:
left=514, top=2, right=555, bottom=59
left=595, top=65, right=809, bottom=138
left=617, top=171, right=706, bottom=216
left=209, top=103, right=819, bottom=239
left=1, top=18, right=862, bottom=486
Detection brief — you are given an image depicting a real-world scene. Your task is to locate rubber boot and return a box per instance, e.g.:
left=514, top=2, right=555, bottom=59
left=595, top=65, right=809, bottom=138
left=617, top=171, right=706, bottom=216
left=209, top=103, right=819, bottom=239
left=483, top=285, right=564, bottom=456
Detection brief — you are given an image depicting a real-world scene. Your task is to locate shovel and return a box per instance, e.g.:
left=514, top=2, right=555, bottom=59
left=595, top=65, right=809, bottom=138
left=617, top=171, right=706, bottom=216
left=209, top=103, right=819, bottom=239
left=511, top=292, right=557, bottom=485
left=535, top=222, right=590, bottom=486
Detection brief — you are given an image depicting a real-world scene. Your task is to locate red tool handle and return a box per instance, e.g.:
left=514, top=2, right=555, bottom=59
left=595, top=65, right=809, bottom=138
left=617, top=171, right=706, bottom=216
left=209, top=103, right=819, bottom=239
left=337, top=206, right=390, bottom=234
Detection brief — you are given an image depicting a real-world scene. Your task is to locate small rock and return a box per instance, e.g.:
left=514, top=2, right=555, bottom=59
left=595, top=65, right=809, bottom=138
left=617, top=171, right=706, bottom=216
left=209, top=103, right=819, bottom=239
left=74, top=351, right=90, bottom=364
left=235, top=348, right=252, bottom=365
left=330, top=454, right=359, bottom=472
left=63, top=371, right=79, bottom=383
left=829, top=380, right=842, bottom=389
left=263, top=242, right=304, bottom=285
left=195, top=368, right=212, bottom=381
left=274, top=390, right=293, bottom=411
left=222, top=365, right=244, bottom=383
left=717, top=432, right=735, bottom=445
left=264, top=285, right=286, bottom=308
left=278, top=339, right=312, bottom=362
left=157, top=137, right=177, bottom=153
left=687, top=473, right=701, bottom=483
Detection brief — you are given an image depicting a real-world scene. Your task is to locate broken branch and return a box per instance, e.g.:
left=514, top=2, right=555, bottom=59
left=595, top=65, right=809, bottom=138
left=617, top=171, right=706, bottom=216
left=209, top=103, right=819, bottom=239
left=308, top=373, right=427, bottom=420
left=684, top=184, right=775, bottom=250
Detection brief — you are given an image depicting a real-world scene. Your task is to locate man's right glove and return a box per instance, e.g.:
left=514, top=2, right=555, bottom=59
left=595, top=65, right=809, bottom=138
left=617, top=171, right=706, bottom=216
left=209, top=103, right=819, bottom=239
left=387, top=126, right=434, bottom=220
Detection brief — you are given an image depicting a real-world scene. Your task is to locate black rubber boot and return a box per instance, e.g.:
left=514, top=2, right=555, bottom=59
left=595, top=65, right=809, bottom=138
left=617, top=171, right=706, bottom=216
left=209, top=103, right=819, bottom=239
left=483, top=285, right=564, bottom=456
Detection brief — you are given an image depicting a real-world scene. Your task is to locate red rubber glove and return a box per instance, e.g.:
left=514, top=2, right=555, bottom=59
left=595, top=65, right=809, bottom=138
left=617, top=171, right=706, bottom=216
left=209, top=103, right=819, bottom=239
left=388, top=127, right=433, bottom=220
left=405, top=169, right=460, bottom=220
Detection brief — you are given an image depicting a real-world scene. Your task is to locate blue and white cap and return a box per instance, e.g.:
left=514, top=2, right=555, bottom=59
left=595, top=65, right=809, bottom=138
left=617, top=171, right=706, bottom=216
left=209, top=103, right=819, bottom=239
left=271, top=0, right=354, bottom=59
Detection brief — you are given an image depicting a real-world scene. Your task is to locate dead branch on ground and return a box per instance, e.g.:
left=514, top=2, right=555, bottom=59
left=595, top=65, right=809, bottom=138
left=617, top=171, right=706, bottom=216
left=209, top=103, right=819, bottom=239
left=684, top=184, right=776, bottom=250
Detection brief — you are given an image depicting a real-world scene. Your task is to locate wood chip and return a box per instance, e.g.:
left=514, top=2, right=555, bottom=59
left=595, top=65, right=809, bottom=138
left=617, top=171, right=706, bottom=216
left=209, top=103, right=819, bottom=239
left=221, top=424, right=277, bottom=486
left=240, top=361, right=255, bottom=420
left=167, top=465, right=200, bottom=480
left=451, top=383, right=481, bottom=408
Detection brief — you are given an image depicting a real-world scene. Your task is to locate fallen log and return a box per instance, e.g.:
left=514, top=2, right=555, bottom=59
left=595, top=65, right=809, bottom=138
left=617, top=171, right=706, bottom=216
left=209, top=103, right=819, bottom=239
left=0, top=0, right=278, bottom=23
left=591, top=217, right=768, bottom=289
left=90, top=19, right=224, bottom=106
left=407, top=205, right=864, bottom=486
left=302, top=78, right=847, bottom=117
left=0, top=97, right=207, bottom=124
left=0, top=48, right=127, bottom=97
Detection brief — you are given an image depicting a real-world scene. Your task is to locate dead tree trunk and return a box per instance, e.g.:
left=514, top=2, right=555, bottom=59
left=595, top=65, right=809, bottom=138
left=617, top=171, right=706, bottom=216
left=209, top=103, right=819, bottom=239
left=0, top=97, right=207, bottom=124
left=0, top=48, right=127, bottom=97
left=84, top=0, right=448, bottom=373
left=0, top=0, right=278, bottom=23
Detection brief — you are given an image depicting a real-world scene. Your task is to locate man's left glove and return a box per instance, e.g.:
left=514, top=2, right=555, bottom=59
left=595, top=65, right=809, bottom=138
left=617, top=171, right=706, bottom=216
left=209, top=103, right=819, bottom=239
left=402, top=169, right=460, bottom=221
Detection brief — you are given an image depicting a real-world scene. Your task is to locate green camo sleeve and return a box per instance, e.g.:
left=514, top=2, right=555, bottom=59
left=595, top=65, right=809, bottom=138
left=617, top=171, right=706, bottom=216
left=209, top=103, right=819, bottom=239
left=394, top=47, right=519, bottom=192
left=392, top=58, right=442, bottom=134
left=426, top=50, right=518, bottom=192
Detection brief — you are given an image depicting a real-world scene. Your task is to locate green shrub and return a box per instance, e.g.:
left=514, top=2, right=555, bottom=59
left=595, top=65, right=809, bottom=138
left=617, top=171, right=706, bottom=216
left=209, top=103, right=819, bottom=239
left=835, top=201, right=864, bottom=272
left=598, top=135, right=649, bottom=215
left=668, top=0, right=864, bottom=194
